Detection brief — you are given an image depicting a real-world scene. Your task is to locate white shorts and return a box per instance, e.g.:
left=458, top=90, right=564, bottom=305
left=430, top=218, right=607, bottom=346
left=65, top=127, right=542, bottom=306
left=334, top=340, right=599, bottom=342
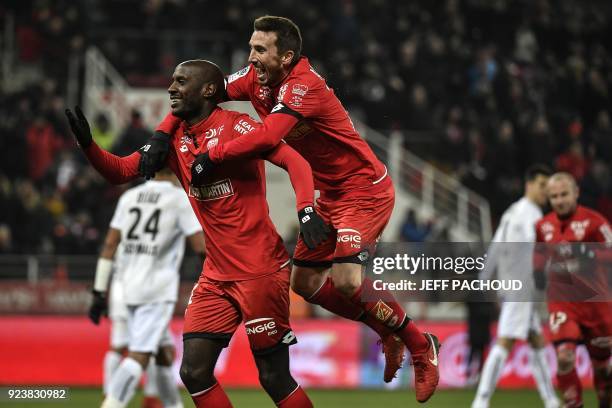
left=497, top=301, right=542, bottom=340
left=126, top=302, right=175, bottom=353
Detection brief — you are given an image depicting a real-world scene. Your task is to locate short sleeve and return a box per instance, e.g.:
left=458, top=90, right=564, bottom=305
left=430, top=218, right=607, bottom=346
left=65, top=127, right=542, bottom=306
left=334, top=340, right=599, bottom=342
left=175, top=190, right=202, bottom=236
left=226, top=65, right=252, bottom=101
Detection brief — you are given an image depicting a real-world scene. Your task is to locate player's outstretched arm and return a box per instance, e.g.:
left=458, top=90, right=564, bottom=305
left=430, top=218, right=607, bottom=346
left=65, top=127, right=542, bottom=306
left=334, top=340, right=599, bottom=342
left=65, top=106, right=141, bottom=184
left=209, top=109, right=300, bottom=163
left=265, top=142, right=330, bottom=249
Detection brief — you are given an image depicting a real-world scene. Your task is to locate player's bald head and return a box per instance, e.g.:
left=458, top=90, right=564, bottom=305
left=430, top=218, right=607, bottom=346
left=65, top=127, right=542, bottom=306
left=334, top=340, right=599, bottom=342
left=548, top=172, right=578, bottom=191
left=547, top=172, right=579, bottom=218
left=177, top=59, right=225, bottom=101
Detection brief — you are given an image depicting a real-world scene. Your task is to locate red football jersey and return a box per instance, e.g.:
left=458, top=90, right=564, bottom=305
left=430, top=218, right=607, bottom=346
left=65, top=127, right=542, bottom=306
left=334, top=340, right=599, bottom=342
left=220, top=57, right=387, bottom=192
left=535, top=205, right=612, bottom=302
left=85, top=108, right=315, bottom=281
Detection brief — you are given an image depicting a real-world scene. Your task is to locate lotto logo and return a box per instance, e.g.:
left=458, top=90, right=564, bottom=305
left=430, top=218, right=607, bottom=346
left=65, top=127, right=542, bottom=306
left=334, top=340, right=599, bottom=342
left=373, top=300, right=394, bottom=323
left=304, top=207, right=313, bottom=214
left=301, top=215, right=311, bottom=223
left=245, top=317, right=277, bottom=336
left=282, top=331, right=296, bottom=344
left=195, top=164, right=203, bottom=174
left=143, top=145, right=151, bottom=152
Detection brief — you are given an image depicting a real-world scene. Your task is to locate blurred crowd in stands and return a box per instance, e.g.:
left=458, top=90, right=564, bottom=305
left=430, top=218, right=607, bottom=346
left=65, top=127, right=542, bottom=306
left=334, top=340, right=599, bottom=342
left=1, top=0, right=612, bottom=253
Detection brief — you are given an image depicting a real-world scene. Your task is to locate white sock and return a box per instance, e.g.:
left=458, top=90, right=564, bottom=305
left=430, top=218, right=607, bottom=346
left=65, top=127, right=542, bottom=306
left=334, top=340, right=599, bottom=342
left=143, top=359, right=159, bottom=397
left=473, top=344, right=509, bottom=406
left=156, top=364, right=183, bottom=407
left=529, top=347, right=559, bottom=406
left=103, top=351, right=123, bottom=395
left=104, top=357, right=143, bottom=408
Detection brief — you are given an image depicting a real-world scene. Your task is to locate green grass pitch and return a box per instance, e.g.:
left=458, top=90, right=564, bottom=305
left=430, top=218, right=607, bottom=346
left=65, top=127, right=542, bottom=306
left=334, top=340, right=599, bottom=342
left=0, top=388, right=598, bottom=407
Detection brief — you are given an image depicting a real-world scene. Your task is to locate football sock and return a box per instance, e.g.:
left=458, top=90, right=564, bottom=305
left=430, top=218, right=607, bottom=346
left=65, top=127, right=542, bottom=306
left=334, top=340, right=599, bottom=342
left=276, top=386, right=313, bottom=408
left=557, top=369, right=583, bottom=408
left=474, top=344, right=509, bottom=403
left=103, top=350, right=123, bottom=395
left=350, top=279, right=428, bottom=353
left=191, top=382, right=232, bottom=408
left=156, top=365, right=182, bottom=408
left=143, top=359, right=158, bottom=397
left=308, top=277, right=391, bottom=338
left=592, top=358, right=611, bottom=407
left=103, top=357, right=143, bottom=408
left=529, top=347, right=558, bottom=405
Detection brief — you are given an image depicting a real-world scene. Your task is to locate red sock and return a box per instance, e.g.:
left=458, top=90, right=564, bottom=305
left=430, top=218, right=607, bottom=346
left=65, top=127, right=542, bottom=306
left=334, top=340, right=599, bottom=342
left=191, top=382, right=233, bottom=408
left=276, top=386, right=313, bottom=408
left=557, top=370, right=583, bottom=408
left=592, top=359, right=611, bottom=407
left=351, top=279, right=428, bottom=353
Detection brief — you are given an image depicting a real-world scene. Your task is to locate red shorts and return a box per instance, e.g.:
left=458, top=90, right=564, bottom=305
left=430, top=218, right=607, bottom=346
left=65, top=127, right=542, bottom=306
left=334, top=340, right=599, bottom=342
left=548, top=301, right=612, bottom=359
left=183, top=266, right=297, bottom=355
left=293, top=177, right=395, bottom=266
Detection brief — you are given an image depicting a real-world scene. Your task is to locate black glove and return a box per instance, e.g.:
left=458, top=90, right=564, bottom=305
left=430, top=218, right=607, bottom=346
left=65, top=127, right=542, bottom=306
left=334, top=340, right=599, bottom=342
left=533, top=269, right=547, bottom=290
left=65, top=106, right=93, bottom=148
left=298, top=206, right=330, bottom=249
left=88, top=290, right=108, bottom=325
left=138, top=131, right=171, bottom=180
left=190, top=152, right=216, bottom=186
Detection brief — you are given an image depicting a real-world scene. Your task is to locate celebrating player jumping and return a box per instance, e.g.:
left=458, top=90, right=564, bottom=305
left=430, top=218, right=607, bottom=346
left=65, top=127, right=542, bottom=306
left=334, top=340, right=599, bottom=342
left=67, top=60, right=316, bottom=408
left=534, top=172, right=612, bottom=408
left=142, top=15, right=440, bottom=402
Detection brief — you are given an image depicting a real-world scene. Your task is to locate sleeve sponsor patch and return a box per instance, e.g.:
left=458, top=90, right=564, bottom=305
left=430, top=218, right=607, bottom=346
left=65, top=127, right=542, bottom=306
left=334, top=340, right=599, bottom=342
left=227, top=65, right=251, bottom=84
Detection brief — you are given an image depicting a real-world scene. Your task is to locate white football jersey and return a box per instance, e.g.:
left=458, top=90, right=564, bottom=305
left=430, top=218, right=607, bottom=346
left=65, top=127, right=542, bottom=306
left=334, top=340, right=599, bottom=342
left=481, top=197, right=543, bottom=283
left=110, top=180, right=201, bottom=304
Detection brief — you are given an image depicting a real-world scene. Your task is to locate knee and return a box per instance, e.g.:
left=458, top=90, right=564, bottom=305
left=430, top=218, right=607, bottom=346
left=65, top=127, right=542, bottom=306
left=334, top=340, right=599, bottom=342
left=155, top=345, right=175, bottom=367
left=127, top=351, right=151, bottom=369
left=258, top=367, right=293, bottom=394
left=290, top=268, right=325, bottom=299
left=179, top=358, right=214, bottom=391
left=556, top=348, right=576, bottom=374
left=332, top=275, right=360, bottom=297
left=497, top=337, right=515, bottom=350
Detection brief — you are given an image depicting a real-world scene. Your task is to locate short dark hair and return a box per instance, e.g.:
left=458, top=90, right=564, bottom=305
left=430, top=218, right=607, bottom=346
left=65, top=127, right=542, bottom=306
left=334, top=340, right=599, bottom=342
left=525, top=164, right=552, bottom=182
left=254, top=16, right=302, bottom=64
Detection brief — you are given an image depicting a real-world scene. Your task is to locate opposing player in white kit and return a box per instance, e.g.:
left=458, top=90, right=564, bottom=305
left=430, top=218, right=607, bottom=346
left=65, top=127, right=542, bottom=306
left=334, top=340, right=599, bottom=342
left=90, top=168, right=205, bottom=408
left=472, top=165, right=559, bottom=408
left=95, top=265, right=166, bottom=408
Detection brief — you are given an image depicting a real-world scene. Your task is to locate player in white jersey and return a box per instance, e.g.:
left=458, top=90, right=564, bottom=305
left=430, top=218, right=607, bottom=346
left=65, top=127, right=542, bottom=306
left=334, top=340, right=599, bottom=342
left=89, top=168, right=205, bottom=408
left=99, top=261, right=167, bottom=408
left=472, top=165, right=559, bottom=408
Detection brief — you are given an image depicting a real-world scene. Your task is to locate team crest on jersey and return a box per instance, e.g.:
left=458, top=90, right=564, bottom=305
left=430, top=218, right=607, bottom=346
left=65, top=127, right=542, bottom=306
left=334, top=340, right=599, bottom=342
left=258, top=86, right=271, bottom=101
left=289, top=95, right=303, bottom=107
left=207, top=138, right=218, bottom=149
left=570, top=220, right=589, bottom=240
left=189, top=178, right=234, bottom=201
left=205, top=125, right=224, bottom=139
left=277, top=83, right=289, bottom=102
left=540, top=221, right=554, bottom=241
left=227, top=65, right=250, bottom=84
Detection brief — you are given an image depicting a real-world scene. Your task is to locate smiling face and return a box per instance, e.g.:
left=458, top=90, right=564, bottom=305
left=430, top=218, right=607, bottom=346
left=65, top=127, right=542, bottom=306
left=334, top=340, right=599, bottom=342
left=167, top=64, right=206, bottom=118
left=248, top=30, right=293, bottom=87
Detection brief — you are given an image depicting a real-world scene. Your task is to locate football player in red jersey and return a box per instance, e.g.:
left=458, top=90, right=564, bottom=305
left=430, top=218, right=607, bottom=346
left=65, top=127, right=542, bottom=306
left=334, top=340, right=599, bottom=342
left=66, top=60, right=313, bottom=408
left=141, top=15, right=440, bottom=402
left=534, top=173, right=612, bottom=408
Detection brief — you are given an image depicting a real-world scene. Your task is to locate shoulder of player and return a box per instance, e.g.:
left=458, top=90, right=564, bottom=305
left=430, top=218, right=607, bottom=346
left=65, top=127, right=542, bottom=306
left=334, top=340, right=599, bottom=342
left=578, top=205, right=609, bottom=225
left=536, top=212, right=556, bottom=227
left=226, top=65, right=252, bottom=85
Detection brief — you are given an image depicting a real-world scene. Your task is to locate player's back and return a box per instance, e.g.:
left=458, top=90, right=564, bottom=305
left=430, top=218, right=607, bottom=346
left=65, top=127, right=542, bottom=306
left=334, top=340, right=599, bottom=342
left=488, top=197, right=542, bottom=291
left=112, top=180, right=196, bottom=304
left=227, top=58, right=387, bottom=192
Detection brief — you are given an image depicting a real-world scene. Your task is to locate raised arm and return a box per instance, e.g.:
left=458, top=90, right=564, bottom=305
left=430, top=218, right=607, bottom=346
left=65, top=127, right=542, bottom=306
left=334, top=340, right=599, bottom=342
left=66, top=107, right=141, bottom=184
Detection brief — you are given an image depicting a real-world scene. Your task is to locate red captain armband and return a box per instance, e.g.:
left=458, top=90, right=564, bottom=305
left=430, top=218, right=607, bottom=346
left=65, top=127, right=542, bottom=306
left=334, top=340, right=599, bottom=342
left=156, top=112, right=181, bottom=134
